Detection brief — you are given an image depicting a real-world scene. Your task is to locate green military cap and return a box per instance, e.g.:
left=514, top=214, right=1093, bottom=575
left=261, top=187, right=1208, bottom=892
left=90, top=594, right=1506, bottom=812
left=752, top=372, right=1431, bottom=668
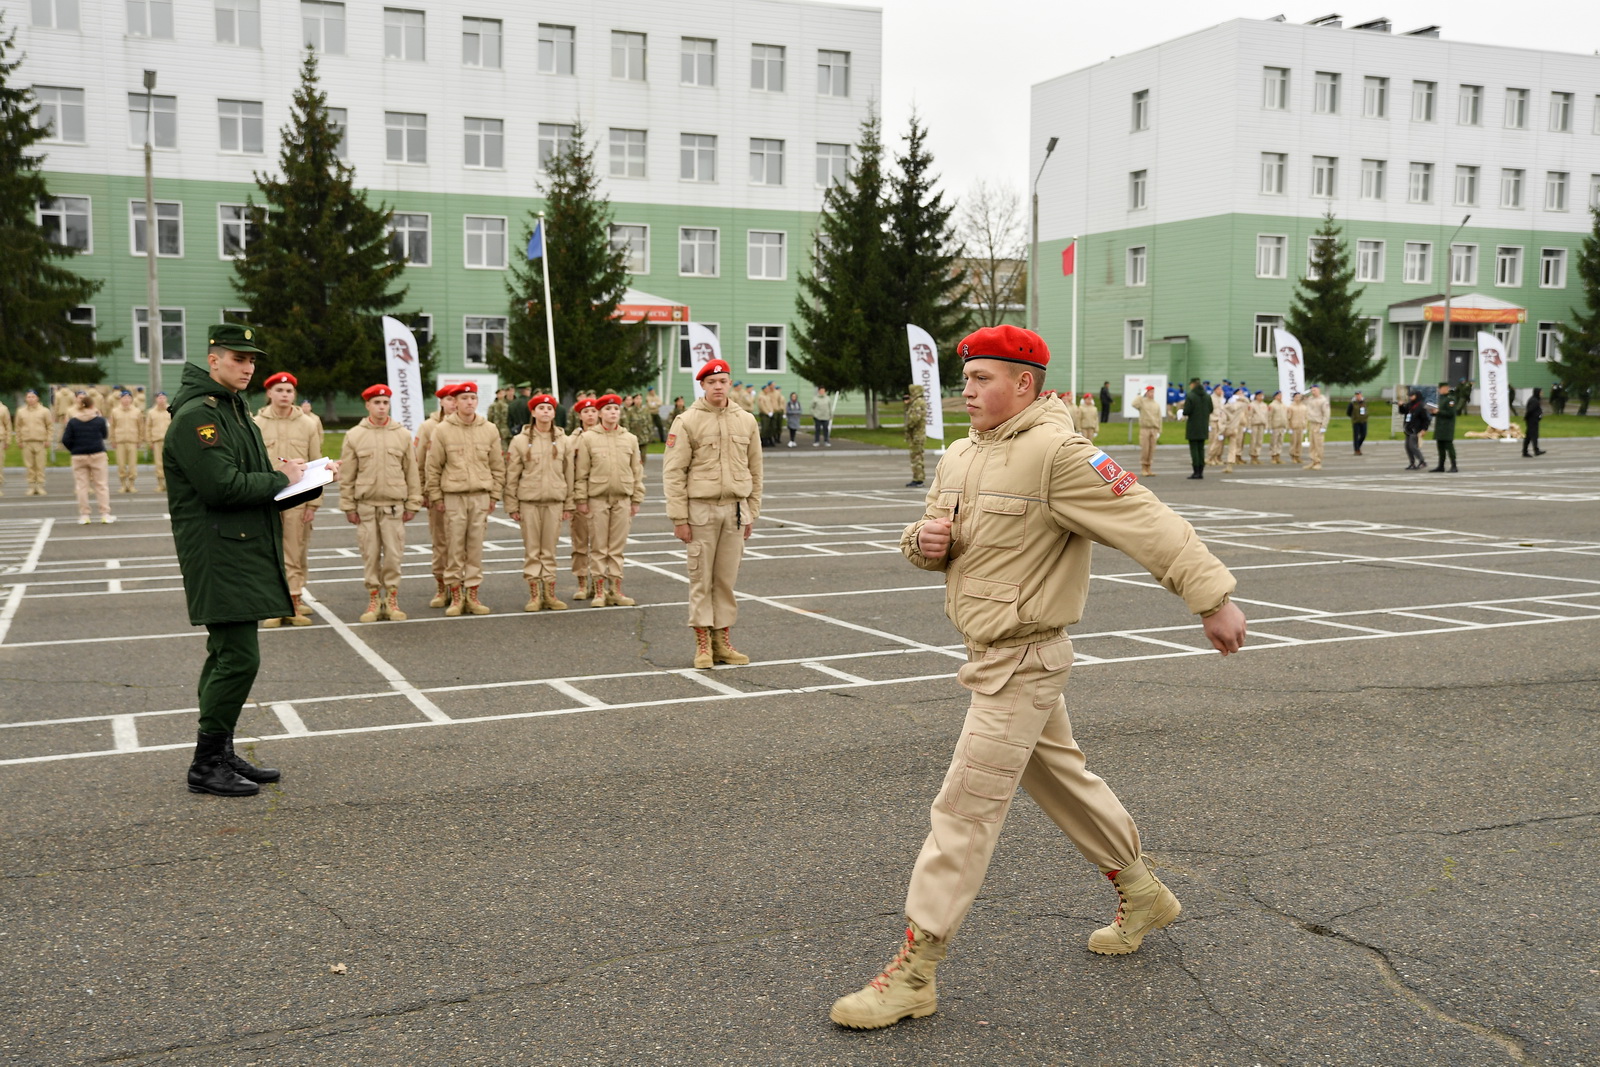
left=207, top=322, right=267, bottom=354
left=515, top=381, right=531, bottom=388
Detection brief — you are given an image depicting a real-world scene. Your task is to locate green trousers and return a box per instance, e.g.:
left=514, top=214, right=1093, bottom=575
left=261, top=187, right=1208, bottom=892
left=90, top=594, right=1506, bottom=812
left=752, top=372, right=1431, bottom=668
left=1188, top=438, right=1206, bottom=468
left=198, top=621, right=261, bottom=734
left=1435, top=440, right=1457, bottom=468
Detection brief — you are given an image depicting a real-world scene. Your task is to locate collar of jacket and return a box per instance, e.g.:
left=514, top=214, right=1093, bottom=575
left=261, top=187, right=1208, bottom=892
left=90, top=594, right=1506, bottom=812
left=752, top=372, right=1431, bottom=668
left=969, top=395, right=1069, bottom=445
left=172, top=361, right=243, bottom=414
left=446, top=412, right=483, bottom=427
left=689, top=398, right=733, bottom=415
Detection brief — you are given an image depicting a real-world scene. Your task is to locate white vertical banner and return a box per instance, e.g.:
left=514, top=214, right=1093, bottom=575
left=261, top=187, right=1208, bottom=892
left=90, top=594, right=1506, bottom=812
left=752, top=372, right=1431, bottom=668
left=1273, top=326, right=1308, bottom=401
left=906, top=324, right=945, bottom=443
left=1476, top=331, right=1511, bottom=431
left=381, top=315, right=428, bottom=434
left=686, top=322, right=720, bottom=399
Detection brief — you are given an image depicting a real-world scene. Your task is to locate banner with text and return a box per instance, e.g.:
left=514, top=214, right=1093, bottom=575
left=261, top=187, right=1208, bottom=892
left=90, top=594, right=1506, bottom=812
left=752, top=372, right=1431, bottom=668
left=1272, top=326, right=1308, bottom=402
left=381, top=315, right=429, bottom=434
left=906, top=324, right=946, bottom=442
left=686, top=322, right=720, bottom=399
left=1476, top=331, right=1511, bottom=431
left=1121, top=374, right=1168, bottom=418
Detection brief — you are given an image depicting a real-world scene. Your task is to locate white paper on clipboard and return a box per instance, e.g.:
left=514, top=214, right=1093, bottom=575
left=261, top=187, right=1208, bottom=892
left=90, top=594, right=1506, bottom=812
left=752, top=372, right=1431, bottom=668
left=274, top=457, right=335, bottom=501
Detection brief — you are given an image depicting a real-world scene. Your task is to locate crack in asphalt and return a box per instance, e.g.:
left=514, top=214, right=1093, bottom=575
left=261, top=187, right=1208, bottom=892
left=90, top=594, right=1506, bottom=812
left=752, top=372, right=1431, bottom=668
left=1166, top=934, right=1286, bottom=1066
left=1162, top=810, right=1599, bottom=862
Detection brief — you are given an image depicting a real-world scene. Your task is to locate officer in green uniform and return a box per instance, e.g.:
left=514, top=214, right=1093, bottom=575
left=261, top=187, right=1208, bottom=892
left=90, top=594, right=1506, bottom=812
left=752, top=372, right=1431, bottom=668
left=166, top=324, right=319, bottom=797
left=905, top=384, right=927, bottom=487
left=1430, top=381, right=1468, bottom=472
left=1184, top=378, right=1213, bottom=479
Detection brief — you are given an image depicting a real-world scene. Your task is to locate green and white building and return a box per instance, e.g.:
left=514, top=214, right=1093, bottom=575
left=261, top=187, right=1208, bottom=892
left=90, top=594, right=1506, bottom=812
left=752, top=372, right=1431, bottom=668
left=1030, top=15, right=1599, bottom=398
left=19, top=0, right=879, bottom=402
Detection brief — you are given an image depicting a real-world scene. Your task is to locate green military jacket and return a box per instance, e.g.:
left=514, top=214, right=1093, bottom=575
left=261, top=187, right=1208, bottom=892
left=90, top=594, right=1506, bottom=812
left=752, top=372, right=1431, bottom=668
left=1433, top=390, right=1469, bottom=441
left=165, top=361, right=306, bottom=625
left=905, top=385, right=927, bottom=442
left=486, top=397, right=510, bottom=445
left=1184, top=387, right=1213, bottom=439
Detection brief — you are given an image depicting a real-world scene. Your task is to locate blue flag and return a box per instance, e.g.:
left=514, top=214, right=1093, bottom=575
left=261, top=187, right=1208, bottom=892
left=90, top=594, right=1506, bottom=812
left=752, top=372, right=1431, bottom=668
left=526, top=220, right=544, bottom=260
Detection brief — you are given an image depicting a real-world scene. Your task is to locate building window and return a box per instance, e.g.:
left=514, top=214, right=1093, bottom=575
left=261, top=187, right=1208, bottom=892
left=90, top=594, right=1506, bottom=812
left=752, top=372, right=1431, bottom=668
left=1401, top=323, right=1426, bottom=359
left=463, top=316, right=506, bottom=366
left=1504, top=88, right=1528, bottom=129
left=1458, top=84, right=1482, bottom=125
left=1360, top=159, right=1385, bottom=200
left=749, top=138, right=784, bottom=185
left=1356, top=239, right=1384, bottom=282
left=1408, top=162, right=1433, bottom=204
left=1131, top=89, right=1150, bottom=131
left=129, top=0, right=174, bottom=39
left=1546, top=171, right=1569, bottom=211
left=1314, top=72, right=1339, bottom=114
left=680, top=133, right=716, bottom=182
left=1254, top=314, right=1283, bottom=357
left=1124, top=319, right=1145, bottom=359
left=302, top=0, right=343, bottom=53
left=67, top=305, right=97, bottom=358
left=747, top=325, right=784, bottom=372
left=218, top=204, right=259, bottom=259
left=1260, top=152, right=1286, bottom=195
left=677, top=323, right=717, bottom=369
left=408, top=314, right=432, bottom=348
left=609, top=128, right=646, bottom=178
left=1255, top=235, right=1285, bottom=278
left=679, top=227, right=717, bottom=276
left=32, top=0, right=79, bottom=29
left=747, top=230, right=785, bottom=279
left=385, top=112, right=427, bottom=163
left=463, top=117, right=503, bottom=169
left=1454, top=165, right=1478, bottom=207
left=1403, top=241, right=1431, bottom=283
left=384, top=8, right=424, bottom=61
left=127, top=92, right=177, bottom=148
left=462, top=17, right=501, bottom=69
left=133, top=307, right=185, bottom=363
left=215, top=0, right=259, bottom=46
left=1129, top=169, right=1147, bottom=210
left=33, top=86, right=85, bottom=143
left=1450, top=243, right=1477, bottom=286
left=751, top=43, right=784, bottom=91
left=1363, top=76, right=1388, bottom=118
left=538, top=123, right=574, bottom=171
left=130, top=199, right=181, bottom=256
left=1262, top=66, right=1288, bottom=110
left=1536, top=321, right=1562, bottom=362
left=818, top=49, right=849, bottom=97
left=327, top=106, right=348, bottom=159
left=1550, top=91, right=1573, bottom=132
left=218, top=99, right=264, bottom=154
left=1411, top=80, right=1435, bottom=121
left=609, top=223, right=648, bottom=273
left=387, top=213, right=429, bottom=265
left=1126, top=245, right=1147, bottom=286
left=681, top=37, right=715, bottom=87
left=1311, top=155, right=1336, bottom=198
left=1595, top=99, right=1600, bottom=136
left=1306, top=236, right=1333, bottom=280
left=1501, top=169, right=1524, bottom=208
left=39, top=195, right=91, bottom=251
left=1592, top=175, right=1600, bottom=210
left=464, top=216, right=506, bottom=269
left=816, top=142, right=849, bottom=188
left=612, top=30, right=646, bottom=81
left=1496, top=246, right=1523, bottom=287
left=1540, top=248, right=1567, bottom=288
left=539, top=24, right=574, bottom=75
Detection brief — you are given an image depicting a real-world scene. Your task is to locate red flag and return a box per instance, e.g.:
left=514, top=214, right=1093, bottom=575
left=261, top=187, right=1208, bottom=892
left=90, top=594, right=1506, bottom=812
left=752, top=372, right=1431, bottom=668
left=1061, top=242, right=1076, bottom=276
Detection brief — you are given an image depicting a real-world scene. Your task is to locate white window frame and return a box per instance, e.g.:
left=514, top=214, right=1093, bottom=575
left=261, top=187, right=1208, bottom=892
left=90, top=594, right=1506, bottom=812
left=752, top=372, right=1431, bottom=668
left=1411, top=80, right=1435, bottom=122
left=302, top=0, right=343, bottom=54
left=1402, top=241, right=1432, bottom=284
left=1545, top=171, right=1569, bottom=212
left=384, top=111, right=427, bottom=164
left=67, top=305, right=97, bottom=361
left=538, top=123, right=575, bottom=172
left=1360, top=158, right=1385, bottom=200
left=464, top=215, right=507, bottom=270
left=33, top=0, right=80, bottom=29
left=678, top=323, right=718, bottom=370
left=217, top=203, right=260, bottom=260
left=1131, top=89, right=1150, bottom=131
left=1124, top=319, right=1146, bottom=360
left=680, top=133, right=716, bottom=183
left=612, top=30, right=646, bottom=81
left=1129, top=169, right=1147, bottom=210
left=1539, top=248, right=1567, bottom=289
left=462, top=17, right=502, bottom=70
left=1356, top=239, right=1384, bottom=282
left=1458, top=84, right=1482, bottom=126
left=747, top=230, right=786, bottom=280
left=1450, top=243, right=1478, bottom=286
left=39, top=194, right=92, bottom=252
left=133, top=306, right=185, bottom=363
left=463, top=116, right=504, bottom=170
left=215, top=0, right=260, bottom=47
left=538, top=23, right=574, bottom=76
left=609, top=223, right=649, bottom=274
left=1126, top=245, right=1147, bottom=287
left=1306, top=236, right=1334, bottom=280
left=1535, top=322, right=1562, bottom=362
left=1495, top=246, right=1524, bottom=287
left=387, top=212, right=431, bottom=266
left=1314, top=71, right=1340, bottom=115
left=1549, top=91, right=1573, bottom=133
left=816, top=142, right=849, bottom=188
left=678, top=226, right=718, bottom=277
left=1401, top=323, right=1426, bottom=359
left=1253, top=314, right=1283, bottom=357
left=1408, top=162, right=1433, bottom=204
left=1454, top=165, right=1478, bottom=207
left=129, top=198, right=182, bottom=257
left=680, top=37, right=716, bottom=87
left=1262, top=67, right=1288, bottom=110
left=327, top=106, right=349, bottom=160
left=750, top=43, right=784, bottom=92
left=1363, top=76, right=1388, bottom=118
left=1260, top=152, right=1286, bottom=195
left=749, top=138, right=784, bottom=186
left=609, top=128, right=646, bottom=179
left=383, top=7, right=424, bottom=61
left=817, top=49, right=849, bottom=97
left=127, top=92, right=177, bottom=148
left=217, top=98, right=264, bottom=155
left=1504, top=88, right=1529, bottom=130
left=32, top=86, right=86, bottom=143
left=1501, top=168, right=1524, bottom=209
left=1592, top=175, right=1600, bottom=211
left=1311, top=155, right=1336, bottom=198
left=462, top=315, right=507, bottom=367
left=1255, top=234, right=1286, bottom=279
left=746, top=324, right=785, bottom=373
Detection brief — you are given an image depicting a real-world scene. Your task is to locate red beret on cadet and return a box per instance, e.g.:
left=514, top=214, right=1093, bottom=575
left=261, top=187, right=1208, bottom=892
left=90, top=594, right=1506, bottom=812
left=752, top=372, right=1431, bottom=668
left=451, top=381, right=477, bottom=395
left=596, top=393, right=623, bottom=408
left=262, top=372, right=297, bottom=389
left=528, top=393, right=557, bottom=411
left=695, top=358, right=732, bottom=382
left=956, top=325, right=1049, bottom=370
left=572, top=397, right=596, bottom=413
left=361, top=384, right=392, bottom=400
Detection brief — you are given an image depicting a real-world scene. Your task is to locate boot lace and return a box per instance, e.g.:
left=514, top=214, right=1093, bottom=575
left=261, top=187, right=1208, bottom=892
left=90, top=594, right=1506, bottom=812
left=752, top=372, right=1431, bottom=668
left=868, top=927, right=917, bottom=991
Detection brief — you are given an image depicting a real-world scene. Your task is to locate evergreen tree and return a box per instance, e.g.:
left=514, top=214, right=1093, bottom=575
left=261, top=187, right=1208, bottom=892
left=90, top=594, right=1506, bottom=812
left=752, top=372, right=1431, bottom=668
left=1558, top=206, right=1600, bottom=413
left=503, top=123, right=648, bottom=397
left=0, top=21, right=116, bottom=391
left=1283, top=210, right=1381, bottom=388
left=885, top=112, right=968, bottom=387
left=232, top=49, right=420, bottom=406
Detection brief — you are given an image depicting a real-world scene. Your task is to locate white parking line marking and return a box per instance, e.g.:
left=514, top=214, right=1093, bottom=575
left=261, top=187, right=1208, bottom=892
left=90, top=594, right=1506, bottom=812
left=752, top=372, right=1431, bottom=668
left=802, top=661, right=871, bottom=685
left=546, top=680, right=606, bottom=708
left=678, top=670, right=744, bottom=696
left=0, top=583, right=25, bottom=646
left=111, top=716, right=139, bottom=752
left=271, top=703, right=310, bottom=735
left=299, top=590, right=450, bottom=723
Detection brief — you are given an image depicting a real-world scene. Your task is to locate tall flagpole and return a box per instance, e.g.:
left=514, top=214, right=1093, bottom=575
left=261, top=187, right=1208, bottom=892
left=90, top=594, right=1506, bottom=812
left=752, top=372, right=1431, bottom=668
left=538, top=212, right=559, bottom=397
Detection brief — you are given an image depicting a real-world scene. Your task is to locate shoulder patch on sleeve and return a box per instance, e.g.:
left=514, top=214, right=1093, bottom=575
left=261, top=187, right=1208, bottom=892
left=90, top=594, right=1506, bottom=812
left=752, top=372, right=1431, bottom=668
left=667, top=432, right=676, bottom=447
left=195, top=423, right=220, bottom=447
left=1110, top=471, right=1138, bottom=496
left=1087, top=450, right=1124, bottom=483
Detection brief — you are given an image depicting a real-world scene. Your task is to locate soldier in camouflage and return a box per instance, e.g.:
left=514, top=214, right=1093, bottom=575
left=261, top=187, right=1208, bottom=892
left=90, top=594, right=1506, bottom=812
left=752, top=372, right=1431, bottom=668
left=905, top=384, right=927, bottom=488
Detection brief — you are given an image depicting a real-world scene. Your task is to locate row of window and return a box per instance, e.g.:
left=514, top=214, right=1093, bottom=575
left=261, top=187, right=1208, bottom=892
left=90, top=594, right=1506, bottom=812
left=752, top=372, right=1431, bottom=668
left=1257, top=69, right=1600, bottom=133
left=31, top=0, right=855, bottom=97
left=1258, top=154, right=1600, bottom=211
left=1248, top=236, right=1570, bottom=288
left=1120, top=314, right=1563, bottom=363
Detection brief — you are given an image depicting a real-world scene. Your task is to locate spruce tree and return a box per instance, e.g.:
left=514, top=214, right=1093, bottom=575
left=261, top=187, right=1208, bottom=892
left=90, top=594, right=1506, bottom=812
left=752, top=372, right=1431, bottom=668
left=885, top=112, right=968, bottom=387
left=1283, top=210, right=1381, bottom=388
left=1558, top=206, right=1600, bottom=412
left=232, top=49, right=419, bottom=405
left=0, top=22, right=117, bottom=391
left=503, top=123, right=648, bottom=397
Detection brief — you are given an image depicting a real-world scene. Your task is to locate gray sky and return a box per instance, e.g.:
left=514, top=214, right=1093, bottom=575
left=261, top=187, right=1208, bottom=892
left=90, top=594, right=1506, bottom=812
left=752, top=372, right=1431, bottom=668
left=842, top=0, right=1600, bottom=204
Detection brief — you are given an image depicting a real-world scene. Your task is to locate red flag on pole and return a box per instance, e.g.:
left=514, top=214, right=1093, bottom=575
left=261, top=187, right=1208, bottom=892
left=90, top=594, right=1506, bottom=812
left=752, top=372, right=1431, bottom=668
left=1061, top=242, right=1076, bottom=276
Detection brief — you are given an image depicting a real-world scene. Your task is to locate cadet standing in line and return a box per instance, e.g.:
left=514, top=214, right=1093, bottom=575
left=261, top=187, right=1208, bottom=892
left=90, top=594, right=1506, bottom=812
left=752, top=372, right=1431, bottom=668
left=506, top=394, right=572, bottom=612
left=1132, top=384, right=1163, bottom=477
left=1286, top=392, right=1309, bottom=465
left=1246, top=390, right=1269, bottom=464
left=830, top=326, right=1246, bottom=1030
left=663, top=359, right=763, bottom=669
left=1267, top=389, right=1289, bottom=463
left=905, top=384, right=927, bottom=488
left=339, top=384, right=422, bottom=623
left=254, top=372, right=322, bottom=627
left=566, top=396, right=600, bottom=600
left=1303, top=385, right=1330, bottom=469
left=415, top=384, right=458, bottom=607
left=1430, top=381, right=1466, bottom=472
left=166, top=324, right=314, bottom=797
left=1220, top=391, right=1249, bottom=473
left=574, top=394, right=646, bottom=607
left=1075, top=392, right=1100, bottom=443
left=107, top=390, right=144, bottom=493
left=425, top=380, right=504, bottom=615
left=145, top=392, right=172, bottom=491
left=1204, top=386, right=1227, bottom=467
left=51, top=382, right=77, bottom=461
left=15, top=390, right=52, bottom=494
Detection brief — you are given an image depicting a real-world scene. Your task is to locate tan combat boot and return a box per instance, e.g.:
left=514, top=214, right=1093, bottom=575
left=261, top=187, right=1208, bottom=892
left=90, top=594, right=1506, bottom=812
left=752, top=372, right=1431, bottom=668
left=692, top=627, right=713, bottom=669
left=542, top=579, right=567, bottom=611
left=359, top=588, right=382, bottom=623
left=830, top=920, right=946, bottom=1030
left=385, top=588, right=406, bottom=621
left=524, top=579, right=543, bottom=612
left=605, top=579, right=635, bottom=607
left=574, top=574, right=589, bottom=601
left=1223, top=463, right=1233, bottom=473
left=465, top=585, right=491, bottom=615
left=444, top=585, right=465, bottom=617
left=711, top=627, right=749, bottom=665
left=590, top=577, right=607, bottom=608
left=287, top=594, right=312, bottom=625
left=1088, top=857, right=1181, bottom=955
left=294, top=594, right=313, bottom=617
left=261, top=615, right=282, bottom=628
left=429, top=580, right=449, bottom=609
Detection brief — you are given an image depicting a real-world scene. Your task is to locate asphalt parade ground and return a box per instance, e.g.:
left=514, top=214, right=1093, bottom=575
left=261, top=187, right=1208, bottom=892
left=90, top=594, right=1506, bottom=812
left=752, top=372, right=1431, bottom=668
left=3, top=436, right=1598, bottom=1067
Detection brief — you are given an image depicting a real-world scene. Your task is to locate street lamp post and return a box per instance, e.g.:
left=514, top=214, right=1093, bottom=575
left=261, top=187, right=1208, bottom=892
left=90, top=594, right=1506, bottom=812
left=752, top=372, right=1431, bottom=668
left=1028, top=136, right=1059, bottom=333
left=142, top=69, right=162, bottom=401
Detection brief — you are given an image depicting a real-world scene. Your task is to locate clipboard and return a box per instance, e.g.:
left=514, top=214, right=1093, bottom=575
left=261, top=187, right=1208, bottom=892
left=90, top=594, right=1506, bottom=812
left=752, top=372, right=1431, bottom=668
left=275, top=457, right=335, bottom=501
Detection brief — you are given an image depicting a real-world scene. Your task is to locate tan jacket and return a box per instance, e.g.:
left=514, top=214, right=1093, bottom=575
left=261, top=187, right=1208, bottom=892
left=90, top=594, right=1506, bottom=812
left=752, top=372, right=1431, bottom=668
left=1075, top=400, right=1099, bottom=435
left=1305, top=394, right=1331, bottom=426
left=758, top=388, right=782, bottom=416
left=425, top=412, right=504, bottom=499
left=254, top=405, right=323, bottom=509
left=1222, top=398, right=1250, bottom=433
left=15, top=404, right=52, bottom=442
left=901, top=398, right=1235, bottom=649
left=1132, top=394, right=1163, bottom=429
left=1248, top=399, right=1270, bottom=428
left=108, top=404, right=144, bottom=444
left=662, top=399, right=764, bottom=526
left=146, top=405, right=171, bottom=445
left=506, top=425, right=573, bottom=506
left=731, top=387, right=755, bottom=413
left=415, top=412, right=442, bottom=502
left=340, top=417, right=422, bottom=510
left=1287, top=400, right=1309, bottom=430
left=1268, top=399, right=1290, bottom=429
left=574, top=424, right=645, bottom=504
left=0, top=403, right=9, bottom=442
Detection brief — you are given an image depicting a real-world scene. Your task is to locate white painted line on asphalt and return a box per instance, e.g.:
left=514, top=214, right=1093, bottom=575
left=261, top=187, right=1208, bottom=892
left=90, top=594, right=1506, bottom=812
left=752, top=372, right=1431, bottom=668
left=271, top=702, right=310, bottom=736
left=1120, top=633, right=1222, bottom=653
left=107, top=580, right=122, bottom=594
left=802, top=661, right=870, bottom=685
left=678, top=669, right=744, bottom=696
left=1299, top=619, right=1394, bottom=635
left=0, top=583, right=25, bottom=646
left=546, top=679, right=606, bottom=708
left=111, top=716, right=138, bottom=751
left=1392, top=610, right=1488, bottom=628
left=299, top=590, right=451, bottom=723
left=19, top=518, right=53, bottom=573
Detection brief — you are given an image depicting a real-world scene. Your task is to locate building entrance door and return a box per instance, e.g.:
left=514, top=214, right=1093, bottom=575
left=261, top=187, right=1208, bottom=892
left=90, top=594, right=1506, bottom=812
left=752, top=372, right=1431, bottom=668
left=1447, top=348, right=1473, bottom=384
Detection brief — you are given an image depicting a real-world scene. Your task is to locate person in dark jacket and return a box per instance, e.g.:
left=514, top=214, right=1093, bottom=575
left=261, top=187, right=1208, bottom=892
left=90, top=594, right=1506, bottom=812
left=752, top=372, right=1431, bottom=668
left=1522, top=388, right=1545, bottom=457
left=1430, top=381, right=1467, bottom=472
left=1398, top=390, right=1431, bottom=470
left=1184, top=378, right=1213, bottom=479
left=61, top=392, right=113, bottom=523
left=1345, top=392, right=1369, bottom=455
left=1098, top=381, right=1113, bottom=424
left=166, top=324, right=319, bottom=797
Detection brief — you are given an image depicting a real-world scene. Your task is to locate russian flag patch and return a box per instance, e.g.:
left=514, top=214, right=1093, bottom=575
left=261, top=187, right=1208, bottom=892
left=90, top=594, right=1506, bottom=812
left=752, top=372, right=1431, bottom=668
left=1088, top=451, right=1124, bottom=483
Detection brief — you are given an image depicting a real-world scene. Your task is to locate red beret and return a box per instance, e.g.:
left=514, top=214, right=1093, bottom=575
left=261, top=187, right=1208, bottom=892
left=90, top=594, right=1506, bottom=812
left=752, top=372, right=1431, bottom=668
left=361, top=384, right=392, bottom=400
left=956, top=325, right=1049, bottom=369
left=696, top=359, right=731, bottom=382
left=596, top=393, right=622, bottom=408
left=572, top=397, right=596, bottom=413
left=262, top=372, right=297, bottom=389
left=452, top=381, right=477, bottom=395
left=528, top=394, right=557, bottom=411
left=434, top=384, right=454, bottom=398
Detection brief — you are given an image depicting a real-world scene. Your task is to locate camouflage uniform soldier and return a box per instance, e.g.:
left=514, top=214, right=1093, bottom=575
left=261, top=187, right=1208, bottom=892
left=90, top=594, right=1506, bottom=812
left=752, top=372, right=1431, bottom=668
left=486, top=387, right=511, bottom=450
left=905, top=384, right=927, bottom=488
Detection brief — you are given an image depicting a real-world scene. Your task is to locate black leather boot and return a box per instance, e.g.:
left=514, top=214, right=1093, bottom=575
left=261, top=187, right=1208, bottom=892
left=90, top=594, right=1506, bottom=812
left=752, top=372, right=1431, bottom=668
left=187, top=731, right=259, bottom=797
left=1187, top=464, right=1202, bottom=480
left=224, top=733, right=281, bottom=783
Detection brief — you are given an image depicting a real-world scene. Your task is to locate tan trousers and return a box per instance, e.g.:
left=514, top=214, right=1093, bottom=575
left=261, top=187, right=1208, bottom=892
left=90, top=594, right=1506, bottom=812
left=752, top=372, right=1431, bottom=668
left=1224, top=430, right=1244, bottom=465
left=426, top=500, right=447, bottom=582
left=1248, top=425, right=1266, bottom=461
left=280, top=504, right=313, bottom=595
left=1205, top=431, right=1224, bottom=465
left=569, top=509, right=592, bottom=580
left=114, top=442, right=138, bottom=490
left=1268, top=429, right=1285, bottom=459
left=151, top=440, right=166, bottom=491
left=1289, top=431, right=1303, bottom=464
left=586, top=496, right=632, bottom=581
left=685, top=500, right=745, bottom=630
left=71, top=453, right=111, bottom=517
left=353, top=503, right=406, bottom=590
left=23, top=442, right=47, bottom=490
left=517, top=502, right=562, bottom=581
left=1138, top=427, right=1158, bottom=474
left=1307, top=423, right=1325, bottom=466
left=442, top=491, right=490, bottom=587
left=905, top=634, right=1141, bottom=941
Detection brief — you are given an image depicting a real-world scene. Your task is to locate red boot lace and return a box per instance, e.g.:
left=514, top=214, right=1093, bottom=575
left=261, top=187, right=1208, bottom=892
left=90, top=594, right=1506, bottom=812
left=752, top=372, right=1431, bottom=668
left=868, top=927, right=916, bottom=991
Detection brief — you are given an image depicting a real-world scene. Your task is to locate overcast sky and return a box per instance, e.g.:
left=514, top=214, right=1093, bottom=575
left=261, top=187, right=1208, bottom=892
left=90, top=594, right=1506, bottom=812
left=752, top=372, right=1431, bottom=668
left=841, top=0, right=1600, bottom=204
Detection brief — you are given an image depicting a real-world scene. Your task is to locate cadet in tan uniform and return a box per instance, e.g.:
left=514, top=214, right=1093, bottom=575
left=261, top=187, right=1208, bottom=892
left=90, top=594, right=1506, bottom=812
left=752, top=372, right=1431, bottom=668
left=1303, top=385, right=1330, bottom=470
left=1220, top=392, right=1249, bottom=473
left=1075, top=392, right=1099, bottom=443
left=415, top=384, right=458, bottom=607
left=424, top=380, right=504, bottom=616
left=339, top=384, right=422, bottom=622
left=663, top=359, right=764, bottom=669
left=254, top=372, right=323, bottom=626
left=565, top=397, right=600, bottom=599
left=1246, top=391, right=1269, bottom=464
left=51, top=384, right=77, bottom=460
left=1287, top=393, right=1309, bottom=465
left=16, top=390, right=52, bottom=494
left=107, top=391, right=144, bottom=492
left=506, top=393, right=572, bottom=612
left=573, top=394, right=646, bottom=607
left=1267, top=390, right=1289, bottom=463
left=1205, top=386, right=1227, bottom=466
left=145, top=392, right=172, bottom=490
left=1131, top=385, right=1162, bottom=477
left=830, top=326, right=1247, bottom=1031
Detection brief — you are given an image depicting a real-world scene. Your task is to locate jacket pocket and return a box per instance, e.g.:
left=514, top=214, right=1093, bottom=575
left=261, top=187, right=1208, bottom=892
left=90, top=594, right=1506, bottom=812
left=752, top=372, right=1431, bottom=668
left=958, top=575, right=1023, bottom=642
left=214, top=515, right=266, bottom=541
left=972, top=494, right=1027, bottom=550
